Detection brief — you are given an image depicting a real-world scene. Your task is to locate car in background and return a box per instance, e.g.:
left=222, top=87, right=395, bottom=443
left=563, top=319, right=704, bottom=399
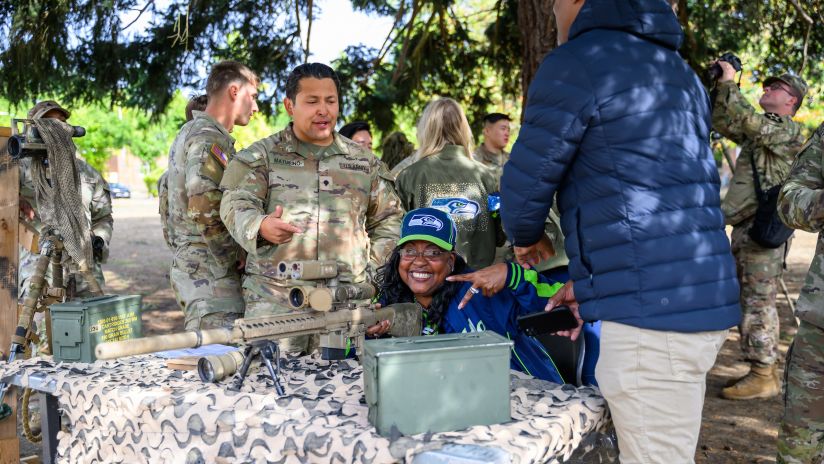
left=109, top=182, right=131, bottom=199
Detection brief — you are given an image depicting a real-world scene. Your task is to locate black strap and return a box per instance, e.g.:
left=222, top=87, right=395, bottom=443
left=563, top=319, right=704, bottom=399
left=749, top=151, right=765, bottom=203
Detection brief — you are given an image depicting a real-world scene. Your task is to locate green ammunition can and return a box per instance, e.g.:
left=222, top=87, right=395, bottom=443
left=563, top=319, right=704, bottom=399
left=50, top=294, right=143, bottom=363
left=363, top=331, right=512, bottom=436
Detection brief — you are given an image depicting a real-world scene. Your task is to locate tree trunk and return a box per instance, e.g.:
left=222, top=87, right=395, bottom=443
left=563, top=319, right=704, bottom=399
left=517, top=0, right=556, bottom=121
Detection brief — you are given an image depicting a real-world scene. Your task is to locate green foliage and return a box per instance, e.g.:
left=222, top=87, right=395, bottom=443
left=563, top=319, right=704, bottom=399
left=335, top=0, right=518, bottom=138
left=1, top=0, right=821, bottom=162
left=143, top=164, right=166, bottom=198
left=676, top=0, right=824, bottom=82
left=0, top=0, right=307, bottom=116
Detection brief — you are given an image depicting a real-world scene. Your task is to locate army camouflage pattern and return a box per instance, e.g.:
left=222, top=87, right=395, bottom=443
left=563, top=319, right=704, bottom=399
left=778, top=123, right=824, bottom=329
left=471, top=144, right=509, bottom=179
left=165, top=111, right=244, bottom=328
left=0, top=354, right=609, bottom=463
left=712, top=80, right=806, bottom=368
left=157, top=170, right=172, bottom=249
left=776, top=123, right=824, bottom=462
left=219, top=124, right=403, bottom=339
left=712, top=80, right=807, bottom=226
left=729, top=219, right=786, bottom=367
left=775, top=321, right=824, bottom=463
left=18, top=156, right=112, bottom=299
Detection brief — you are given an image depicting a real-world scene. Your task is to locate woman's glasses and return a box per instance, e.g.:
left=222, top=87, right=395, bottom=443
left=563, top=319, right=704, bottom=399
left=400, top=247, right=448, bottom=261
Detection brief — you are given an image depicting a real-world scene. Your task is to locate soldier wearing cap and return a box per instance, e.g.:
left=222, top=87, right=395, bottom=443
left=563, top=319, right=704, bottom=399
left=712, top=62, right=808, bottom=400
left=220, top=63, right=404, bottom=354
left=163, top=61, right=259, bottom=330
left=18, top=100, right=113, bottom=303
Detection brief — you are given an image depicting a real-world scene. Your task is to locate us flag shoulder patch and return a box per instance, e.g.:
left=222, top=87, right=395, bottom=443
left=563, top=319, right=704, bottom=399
left=210, top=143, right=228, bottom=167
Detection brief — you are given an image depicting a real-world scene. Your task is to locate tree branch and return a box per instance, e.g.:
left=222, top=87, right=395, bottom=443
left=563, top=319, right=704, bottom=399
left=121, top=1, right=154, bottom=31
left=304, top=0, right=313, bottom=63
left=787, top=0, right=814, bottom=73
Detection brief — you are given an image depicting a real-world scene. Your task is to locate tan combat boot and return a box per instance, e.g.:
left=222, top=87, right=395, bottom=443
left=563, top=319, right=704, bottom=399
left=721, top=364, right=780, bottom=400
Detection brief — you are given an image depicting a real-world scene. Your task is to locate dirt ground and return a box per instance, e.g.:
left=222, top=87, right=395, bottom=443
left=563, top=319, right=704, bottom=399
left=16, top=197, right=819, bottom=461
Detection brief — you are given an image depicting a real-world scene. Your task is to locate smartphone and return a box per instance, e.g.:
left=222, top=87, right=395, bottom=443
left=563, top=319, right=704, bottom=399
left=517, top=305, right=579, bottom=336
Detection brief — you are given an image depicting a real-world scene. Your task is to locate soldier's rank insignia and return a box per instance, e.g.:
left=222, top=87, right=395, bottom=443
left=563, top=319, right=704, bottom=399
left=765, top=112, right=782, bottom=123
left=210, top=143, right=228, bottom=167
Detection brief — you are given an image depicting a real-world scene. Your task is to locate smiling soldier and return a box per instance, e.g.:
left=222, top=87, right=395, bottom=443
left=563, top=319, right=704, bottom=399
left=219, top=63, right=404, bottom=354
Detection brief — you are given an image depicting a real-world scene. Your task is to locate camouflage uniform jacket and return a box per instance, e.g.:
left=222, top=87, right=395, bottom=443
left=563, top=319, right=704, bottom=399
left=19, top=156, right=113, bottom=261
left=219, top=125, right=404, bottom=301
left=712, top=81, right=806, bottom=226
left=778, top=123, right=824, bottom=329
left=165, top=111, right=241, bottom=276
left=472, top=144, right=509, bottom=180
left=395, top=145, right=501, bottom=269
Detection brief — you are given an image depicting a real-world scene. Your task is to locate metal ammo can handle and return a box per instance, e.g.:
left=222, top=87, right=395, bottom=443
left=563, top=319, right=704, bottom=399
left=403, top=333, right=481, bottom=344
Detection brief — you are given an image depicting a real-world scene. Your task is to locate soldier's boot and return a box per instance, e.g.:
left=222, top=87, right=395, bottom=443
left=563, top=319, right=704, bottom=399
left=721, top=364, right=780, bottom=400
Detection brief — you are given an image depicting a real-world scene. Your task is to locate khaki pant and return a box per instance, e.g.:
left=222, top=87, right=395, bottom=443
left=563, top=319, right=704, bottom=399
left=596, top=321, right=727, bottom=463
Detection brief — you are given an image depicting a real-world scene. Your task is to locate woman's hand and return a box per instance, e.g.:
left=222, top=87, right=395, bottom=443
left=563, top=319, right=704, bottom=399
left=366, top=303, right=392, bottom=337
left=446, top=262, right=508, bottom=309
left=546, top=280, right=584, bottom=341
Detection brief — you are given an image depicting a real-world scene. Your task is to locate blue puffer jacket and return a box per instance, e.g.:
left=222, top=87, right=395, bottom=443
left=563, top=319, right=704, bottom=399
left=500, top=0, right=740, bottom=332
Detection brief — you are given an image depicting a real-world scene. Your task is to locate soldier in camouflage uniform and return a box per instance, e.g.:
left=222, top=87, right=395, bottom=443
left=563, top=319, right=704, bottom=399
left=220, top=63, right=404, bottom=353
left=159, top=95, right=210, bottom=250
left=472, top=113, right=511, bottom=176
left=18, top=101, right=113, bottom=300
left=163, top=61, right=259, bottom=330
left=776, top=122, right=824, bottom=463
left=712, top=62, right=808, bottom=400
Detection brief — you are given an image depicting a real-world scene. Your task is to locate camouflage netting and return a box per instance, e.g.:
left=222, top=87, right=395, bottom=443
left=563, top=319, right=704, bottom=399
left=0, top=354, right=610, bottom=463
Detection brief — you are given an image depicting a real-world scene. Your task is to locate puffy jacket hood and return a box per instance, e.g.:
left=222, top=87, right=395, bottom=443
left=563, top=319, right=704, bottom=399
left=569, top=0, right=683, bottom=50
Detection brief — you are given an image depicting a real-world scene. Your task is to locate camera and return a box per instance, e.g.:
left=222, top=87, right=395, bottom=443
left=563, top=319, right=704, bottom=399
left=707, top=52, right=743, bottom=82
left=7, top=118, right=86, bottom=160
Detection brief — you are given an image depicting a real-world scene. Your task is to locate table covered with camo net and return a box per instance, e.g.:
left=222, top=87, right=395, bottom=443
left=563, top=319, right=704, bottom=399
left=0, top=354, right=612, bottom=463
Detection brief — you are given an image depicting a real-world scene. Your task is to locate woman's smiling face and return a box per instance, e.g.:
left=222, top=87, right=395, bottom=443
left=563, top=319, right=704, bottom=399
left=397, top=240, right=455, bottom=305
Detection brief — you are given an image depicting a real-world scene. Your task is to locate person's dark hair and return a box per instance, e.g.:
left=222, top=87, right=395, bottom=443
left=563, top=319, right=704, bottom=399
left=482, top=113, right=511, bottom=125
left=339, top=121, right=371, bottom=139
left=205, top=60, right=259, bottom=97
left=185, top=94, right=209, bottom=121
left=376, top=247, right=468, bottom=329
left=284, top=63, right=341, bottom=101
left=380, top=131, right=415, bottom=170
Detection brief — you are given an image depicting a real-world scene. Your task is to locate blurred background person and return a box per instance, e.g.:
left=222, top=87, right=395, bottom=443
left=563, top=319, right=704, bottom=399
left=394, top=98, right=502, bottom=270
left=379, top=131, right=415, bottom=171
left=339, top=120, right=373, bottom=150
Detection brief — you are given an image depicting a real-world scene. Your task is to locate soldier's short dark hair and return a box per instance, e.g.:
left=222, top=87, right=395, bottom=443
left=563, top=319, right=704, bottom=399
left=205, top=61, right=259, bottom=97
left=185, top=94, right=209, bottom=121
left=285, top=63, right=341, bottom=101
left=483, top=113, right=511, bottom=125
left=339, top=121, right=371, bottom=139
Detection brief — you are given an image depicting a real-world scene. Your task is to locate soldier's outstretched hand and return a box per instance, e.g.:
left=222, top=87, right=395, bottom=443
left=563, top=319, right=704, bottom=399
left=259, top=205, right=303, bottom=244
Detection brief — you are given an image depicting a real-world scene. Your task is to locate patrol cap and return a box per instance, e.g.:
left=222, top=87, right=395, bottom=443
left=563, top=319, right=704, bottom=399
left=397, top=207, right=457, bottom=251
left=763, top=73, right=808, bottom=103
left=27, top=100, right=71, bottom=120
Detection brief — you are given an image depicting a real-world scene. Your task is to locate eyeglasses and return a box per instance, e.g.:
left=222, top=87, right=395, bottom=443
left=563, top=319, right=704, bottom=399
left=765, top=82, right=794, bottom=96
left=399, top=247, right=448, bottom=261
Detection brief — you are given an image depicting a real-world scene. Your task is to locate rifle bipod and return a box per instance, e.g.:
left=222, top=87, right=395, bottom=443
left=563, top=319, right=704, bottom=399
left=227, top=340, right=286, bottom=395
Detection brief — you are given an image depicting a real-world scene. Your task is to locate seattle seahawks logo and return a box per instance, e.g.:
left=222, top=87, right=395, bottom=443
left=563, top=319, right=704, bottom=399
left=408, top=214, right=444, bottom=230
left=430, top=197, right=480, bottom=219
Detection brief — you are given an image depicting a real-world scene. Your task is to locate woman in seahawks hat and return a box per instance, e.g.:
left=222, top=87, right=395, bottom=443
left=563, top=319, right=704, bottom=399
left=371, top=207, right=596, bottom=385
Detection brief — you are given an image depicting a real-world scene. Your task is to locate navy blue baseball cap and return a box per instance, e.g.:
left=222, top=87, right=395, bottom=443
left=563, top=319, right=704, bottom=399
left=397, top=207, right=457, bottom=251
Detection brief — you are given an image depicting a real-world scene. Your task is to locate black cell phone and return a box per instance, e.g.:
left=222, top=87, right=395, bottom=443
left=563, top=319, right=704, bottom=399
left=517, top=305, right=579, bottom=336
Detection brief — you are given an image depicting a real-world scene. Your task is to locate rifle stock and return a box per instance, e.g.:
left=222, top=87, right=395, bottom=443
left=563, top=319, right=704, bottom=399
left=95, top=304, right=420, bottom=360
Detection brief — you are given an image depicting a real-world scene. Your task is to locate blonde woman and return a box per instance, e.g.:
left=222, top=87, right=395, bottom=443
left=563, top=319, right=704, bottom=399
left=394, top=98, right=503, bottom=269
